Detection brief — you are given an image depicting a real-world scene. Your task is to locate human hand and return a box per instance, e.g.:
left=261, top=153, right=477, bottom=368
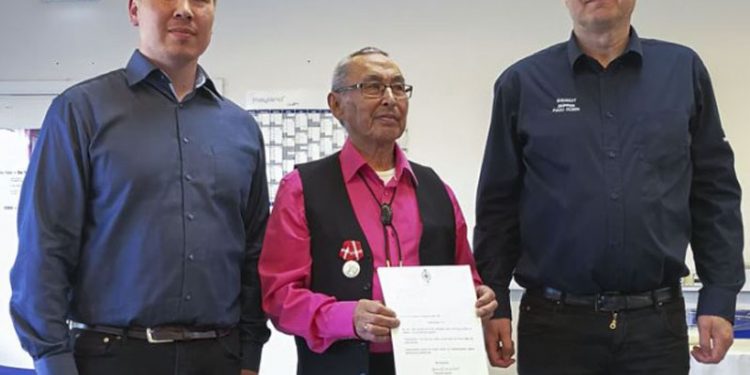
left=691, top=315, right=734, bottom=364
left=475, top=285, right=498, bottom=321
left=240, top=370, right=258, bottom=375
left=353, top=299, right=400, bottom=343
left=484, top=318, right=515, bottom=368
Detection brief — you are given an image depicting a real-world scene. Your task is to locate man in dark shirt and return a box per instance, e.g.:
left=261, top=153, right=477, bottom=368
left=475, top=1, right=744, bottom=374
left=10, top=1, right=269, bottom=374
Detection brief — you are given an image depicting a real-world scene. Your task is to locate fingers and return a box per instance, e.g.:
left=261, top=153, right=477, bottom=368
left=477, top=300, right=499, bottom=321
left=498, top=318, right=516, bottom=367
left=484, top=324, right=504, bottom=366
left=691, top=315, right=734, bottom=364
left=485, top=318, right=515, bottom=368
left=475, top=285, right=498, bottom=320
left=354, top=299, right=400, bottom=343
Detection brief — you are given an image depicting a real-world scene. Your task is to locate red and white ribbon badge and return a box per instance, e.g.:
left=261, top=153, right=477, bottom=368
left=339, top=240, right=364, bottom=261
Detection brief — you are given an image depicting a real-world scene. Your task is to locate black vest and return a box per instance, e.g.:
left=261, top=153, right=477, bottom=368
left=294, top=152, right=456, bottom=375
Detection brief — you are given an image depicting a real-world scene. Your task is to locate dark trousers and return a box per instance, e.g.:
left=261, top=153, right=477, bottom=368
left=72, top=328, right=241, bottom=375
left=369, top=352, right=395, bottom=375
left=517, top=292, right=690, bottom=375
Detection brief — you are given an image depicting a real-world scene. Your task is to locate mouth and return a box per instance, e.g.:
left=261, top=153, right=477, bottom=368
left=168, top=27, right=197, bottom=38
left=375, top=114, right=401, bottom=124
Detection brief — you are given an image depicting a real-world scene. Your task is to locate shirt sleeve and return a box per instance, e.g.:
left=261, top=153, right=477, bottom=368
left=688, top=54, right=745, bottom=322
left=442, top=183, right=483, bottom=287
left=10, top=94, right=88, bottom=375
left=259, top=170, right=358, bottom=354
left=473, top=71, right=524, bottom=320
left=239, top=127, right=272, bottom=371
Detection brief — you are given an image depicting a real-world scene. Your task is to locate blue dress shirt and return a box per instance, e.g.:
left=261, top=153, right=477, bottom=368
left=474, top=30, right=744, bottom=322
left=10, top=50, right=270, bottom=374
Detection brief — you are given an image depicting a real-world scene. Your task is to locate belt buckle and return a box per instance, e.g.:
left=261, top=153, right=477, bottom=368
left=596, top=292, right=620, bottom=312
left=146, top=328, right=174, bottom=344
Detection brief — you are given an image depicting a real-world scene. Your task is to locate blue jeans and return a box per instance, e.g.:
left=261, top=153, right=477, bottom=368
left=517, top=292, right=690, bottom=375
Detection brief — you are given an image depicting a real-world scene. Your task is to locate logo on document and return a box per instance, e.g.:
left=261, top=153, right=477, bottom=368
left=552, top=97, right=580, bottom=113
left=421, top=269, right=432, bottom=285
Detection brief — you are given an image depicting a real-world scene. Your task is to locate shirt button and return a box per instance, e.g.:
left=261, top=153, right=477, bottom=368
left=184, top=174, right=193, bottom=182
left=183, top=137, right=190, bottom=144
left=178, top=103, right=184, bottom=108
left=188, top=253, right=195, bottom=261
left=184, top=294, right=192, bottom=301
left=186, top=213, right=195, bottom=221
left=363, top=282, right=372, bottom=291
left=610, top=192, right=619, bottom=200
left=608, top=151, right=617, bottom=159
left=605, top=111, right=615, bottom=119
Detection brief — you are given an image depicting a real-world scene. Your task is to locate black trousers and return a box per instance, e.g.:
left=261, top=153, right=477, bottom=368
left=369, top=352, right=395, bottom=375
left=517, top=292, right=690, bottom=375
left=72, top=328, right=241, bottom=375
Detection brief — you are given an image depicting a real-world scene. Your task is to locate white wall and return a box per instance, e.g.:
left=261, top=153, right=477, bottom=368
left=1, top=1, right=748, bottom=373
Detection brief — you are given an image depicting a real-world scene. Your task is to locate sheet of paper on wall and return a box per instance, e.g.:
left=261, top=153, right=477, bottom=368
left=0, top=129, right=29, bottom=212
left=308, top=144, right=321, bottom=160
left=283, top=119, right=296, bottom=136
left=308, top=127, right=321, bottom=142
left=321, top=118, right=333, bottom=136
left=379, top=265, right=489, bottom=375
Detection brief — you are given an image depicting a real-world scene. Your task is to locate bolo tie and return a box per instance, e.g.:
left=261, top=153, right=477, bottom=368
left=358, top=171, right=403, bottom=267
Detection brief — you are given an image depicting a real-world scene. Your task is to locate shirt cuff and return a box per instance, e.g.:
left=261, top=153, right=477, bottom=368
left=241, top=341, right=264, bottom=371
left=35, top=352, right=78, bottom=375
left=318, top=301, right=359, bottom=340
left=492, top=288, right=512, bottom=320
left=696, top=284, right=739, bottom=324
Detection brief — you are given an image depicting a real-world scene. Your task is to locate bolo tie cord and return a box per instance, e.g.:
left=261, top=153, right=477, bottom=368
left=357, top=171, right=403, bottom=267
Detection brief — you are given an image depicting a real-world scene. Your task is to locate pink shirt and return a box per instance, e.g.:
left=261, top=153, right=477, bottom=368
left=259, top=139, right=482, bottom=354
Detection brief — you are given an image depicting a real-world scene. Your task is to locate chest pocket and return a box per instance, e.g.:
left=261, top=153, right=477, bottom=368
left=211, top=145, right=256, bottom=203
left=635, top=110, right=691, bottom=169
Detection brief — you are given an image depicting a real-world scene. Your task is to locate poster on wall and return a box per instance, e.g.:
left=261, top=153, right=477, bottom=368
left=0, top=129, right=36, bottom=372
left=246, top=89, right=408, bottom=202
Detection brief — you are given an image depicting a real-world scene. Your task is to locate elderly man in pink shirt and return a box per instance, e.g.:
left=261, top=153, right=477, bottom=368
left=259, top=47, right=496, bottom=375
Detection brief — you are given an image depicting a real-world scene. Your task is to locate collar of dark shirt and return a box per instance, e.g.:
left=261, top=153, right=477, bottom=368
left=339, top=138, right=418, bottom=187
left=567, top=26, right=644, bottom=72
left=124, top=49, right=223, bottom=101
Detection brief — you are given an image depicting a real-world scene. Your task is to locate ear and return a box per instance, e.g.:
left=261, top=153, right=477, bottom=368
left=327, top=92, right=349, bottom=129
left=327, top=92, right=343, bottom=119
left=128, top=0, right=139, bottom=27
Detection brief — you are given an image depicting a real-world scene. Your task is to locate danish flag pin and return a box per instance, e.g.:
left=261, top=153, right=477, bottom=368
left=340, top=240, right=363, bottom=278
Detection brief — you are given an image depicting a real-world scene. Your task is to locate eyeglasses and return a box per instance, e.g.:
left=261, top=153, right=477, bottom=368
left=334, top=82, right=413, bottom=99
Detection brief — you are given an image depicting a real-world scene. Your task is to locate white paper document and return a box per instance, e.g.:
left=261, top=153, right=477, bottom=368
left=378, top=265, right=488, bottom=375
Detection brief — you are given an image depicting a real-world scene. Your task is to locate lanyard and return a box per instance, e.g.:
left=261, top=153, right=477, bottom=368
left=358, top=171, right=403, bottom=267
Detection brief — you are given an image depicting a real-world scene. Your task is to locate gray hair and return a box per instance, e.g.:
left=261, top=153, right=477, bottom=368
left=331, top=47, right=390, bottom=90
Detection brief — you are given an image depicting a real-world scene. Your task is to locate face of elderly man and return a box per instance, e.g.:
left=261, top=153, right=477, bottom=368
left=329, top=53, right=409, bottom=149
left=564, top=0, right=636, bottom=32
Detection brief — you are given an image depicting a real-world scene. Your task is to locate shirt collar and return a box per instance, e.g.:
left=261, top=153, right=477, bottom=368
left=339, top=138, right=418, bottom=186
left=567, top=27, right=643, bottom=70
left=124, top=49, right=223, bottom=100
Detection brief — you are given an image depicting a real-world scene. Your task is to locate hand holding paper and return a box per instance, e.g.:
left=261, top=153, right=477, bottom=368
left=353, top=299, right=400, bottom=343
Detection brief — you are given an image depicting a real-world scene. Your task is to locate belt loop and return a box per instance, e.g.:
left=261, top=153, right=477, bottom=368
left=652, top=290, right=661, bottom=311
left=594, top=293, right=600, bottom=313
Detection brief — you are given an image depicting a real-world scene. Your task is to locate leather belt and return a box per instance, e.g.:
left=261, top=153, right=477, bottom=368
left=69, top=321, right=233, bottom=344
left=529, top=285, right=682, bottom=312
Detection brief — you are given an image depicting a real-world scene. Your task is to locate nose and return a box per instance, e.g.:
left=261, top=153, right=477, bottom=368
left=380, top=86, right=396, bottom=106
left=174, top=0, right=194, bottom=20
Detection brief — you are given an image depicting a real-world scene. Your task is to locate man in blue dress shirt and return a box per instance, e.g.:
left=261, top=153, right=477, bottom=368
left=10, top=1, right=269, bottom=374
left=475, top=1, right=744, bottom=374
